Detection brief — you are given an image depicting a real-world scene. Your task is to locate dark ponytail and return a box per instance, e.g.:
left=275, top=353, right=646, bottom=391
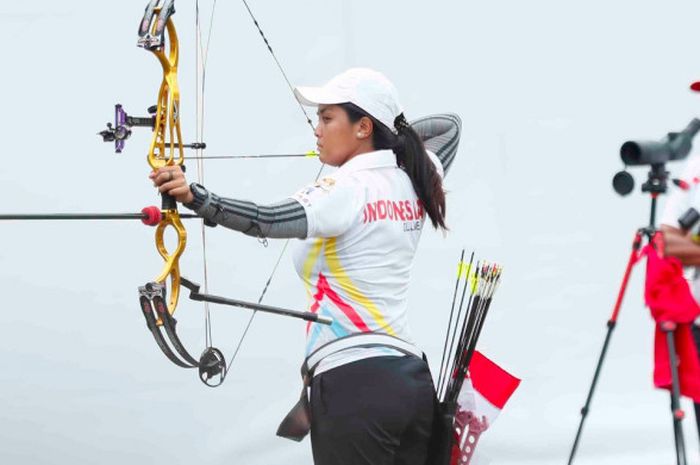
left=340, top=103, right=447, bottom=230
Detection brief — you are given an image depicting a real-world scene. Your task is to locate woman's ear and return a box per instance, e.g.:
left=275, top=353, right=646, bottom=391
left=356, top=116, right=374, bottom=139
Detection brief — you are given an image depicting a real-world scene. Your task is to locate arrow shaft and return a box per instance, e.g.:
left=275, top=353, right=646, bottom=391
left=0, top=212, right=199, bottom=221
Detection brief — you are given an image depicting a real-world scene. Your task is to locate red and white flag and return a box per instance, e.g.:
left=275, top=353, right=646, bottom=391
left=451, top=351, right=521, bottom=465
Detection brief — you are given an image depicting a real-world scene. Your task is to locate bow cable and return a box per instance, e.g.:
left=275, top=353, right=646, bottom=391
left=195, top=0, right=218, bottom=352
left=194, top=0, right=325, bottom=374
left=225, top=0, right=326, bottom=372
left=240, top=0, right=315, bottom=132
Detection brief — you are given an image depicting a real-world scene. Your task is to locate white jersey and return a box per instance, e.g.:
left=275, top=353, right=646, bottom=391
left=291, top=149, right=444, bottom=375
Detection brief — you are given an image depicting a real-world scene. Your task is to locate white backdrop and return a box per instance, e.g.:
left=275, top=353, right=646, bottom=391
left=1, top=1, right=699, bottom=464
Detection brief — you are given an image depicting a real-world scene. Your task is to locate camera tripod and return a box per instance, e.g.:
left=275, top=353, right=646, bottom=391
left=568, top=165, right=689, bottom=465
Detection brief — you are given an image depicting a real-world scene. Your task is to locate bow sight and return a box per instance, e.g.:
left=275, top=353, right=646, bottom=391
left=100, top=104, right=206, bottom=153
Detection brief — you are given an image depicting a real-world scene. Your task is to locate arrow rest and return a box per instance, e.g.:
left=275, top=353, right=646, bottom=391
left=199, top=347, right=227, bottom=387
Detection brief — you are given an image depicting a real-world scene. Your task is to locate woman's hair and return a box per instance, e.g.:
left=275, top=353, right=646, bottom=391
left=340, top=102, right=447, bottom=230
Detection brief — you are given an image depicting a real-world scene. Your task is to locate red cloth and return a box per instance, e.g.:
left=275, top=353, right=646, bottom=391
left=644, top=244, right=700, bottom=402
left=469, top=351, right=521, bottom=410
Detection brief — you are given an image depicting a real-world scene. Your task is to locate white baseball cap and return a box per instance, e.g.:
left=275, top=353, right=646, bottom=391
left=294, top=68, right=404, bottom=134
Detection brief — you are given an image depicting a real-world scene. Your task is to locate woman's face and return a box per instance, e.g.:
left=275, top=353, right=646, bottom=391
left=315, top=104, right=373, bottom=166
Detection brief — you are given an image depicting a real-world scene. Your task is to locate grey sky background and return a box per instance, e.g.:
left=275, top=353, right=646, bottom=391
left=1, top=0, right=700, bottom=464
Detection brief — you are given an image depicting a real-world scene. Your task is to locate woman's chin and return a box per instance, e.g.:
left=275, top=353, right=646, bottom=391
left=318, top=151, right=343, bottom=167
left=318, top=153, right=331, bottom=165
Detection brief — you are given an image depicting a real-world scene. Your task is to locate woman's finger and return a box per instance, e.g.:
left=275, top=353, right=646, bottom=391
left=153, top=166, right=185, bottom=186
left=168, top=184, right=192, bottom=200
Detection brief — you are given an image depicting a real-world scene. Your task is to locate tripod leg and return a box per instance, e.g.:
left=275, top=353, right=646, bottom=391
left=661, top=322, right=688, bottom=465
left=695, top=402, right=700, bottom=450
left=567, top=323, right=615, bottom=465
left=567, top=232, right=643, bottom=465
left=692, top=324, right=700, bottom=446
left=695, top=402, right=700, bottom=448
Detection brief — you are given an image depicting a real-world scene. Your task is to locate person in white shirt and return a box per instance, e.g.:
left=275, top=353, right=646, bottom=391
left=152, top=67, right=462, bottom=465
left=659, top=155, right=700, bottom=446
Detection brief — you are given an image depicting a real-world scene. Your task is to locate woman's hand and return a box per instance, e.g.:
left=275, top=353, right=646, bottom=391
left=150, top=165, right=194, bottom=204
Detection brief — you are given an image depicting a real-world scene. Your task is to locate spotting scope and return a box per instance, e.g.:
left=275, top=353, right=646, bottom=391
left=620, top=118, right=700, bottom=166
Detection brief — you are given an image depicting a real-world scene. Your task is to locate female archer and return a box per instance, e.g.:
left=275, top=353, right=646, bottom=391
left=152, top=67, right=461, bottom=465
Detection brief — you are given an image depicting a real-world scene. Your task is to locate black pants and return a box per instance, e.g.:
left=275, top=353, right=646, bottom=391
left=310, top=356, right=435, bottom=465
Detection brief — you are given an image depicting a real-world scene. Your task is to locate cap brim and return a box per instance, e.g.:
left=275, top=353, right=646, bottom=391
left=294, top=86, right=347, bottom=107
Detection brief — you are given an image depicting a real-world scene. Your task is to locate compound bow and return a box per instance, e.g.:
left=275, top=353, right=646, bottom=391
left=100, top=0, right=329, bottom=387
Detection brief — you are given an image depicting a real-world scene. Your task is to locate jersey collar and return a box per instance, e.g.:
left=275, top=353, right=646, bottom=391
left=338, top=149, right=397, bottom=173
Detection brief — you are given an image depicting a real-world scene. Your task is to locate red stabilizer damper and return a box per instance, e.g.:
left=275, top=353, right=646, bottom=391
left=691, top=82, right=700, bottom=92
left=674, top=409, right=685, bottom=420
left=141, top=206, right=162, bottom=226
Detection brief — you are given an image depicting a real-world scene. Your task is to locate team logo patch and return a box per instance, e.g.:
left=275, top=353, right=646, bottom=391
left=316, top=177, right=336, bottom=191
left=293, top=177, right=337, bottom=207
left=294, top=188, right=314, bottom=207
